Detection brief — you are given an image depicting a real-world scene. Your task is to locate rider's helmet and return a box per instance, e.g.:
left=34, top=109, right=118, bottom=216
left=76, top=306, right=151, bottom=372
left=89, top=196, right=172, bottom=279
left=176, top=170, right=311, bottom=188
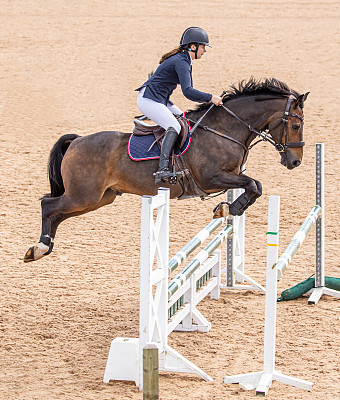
left=180, top=27, right=212, bottom=49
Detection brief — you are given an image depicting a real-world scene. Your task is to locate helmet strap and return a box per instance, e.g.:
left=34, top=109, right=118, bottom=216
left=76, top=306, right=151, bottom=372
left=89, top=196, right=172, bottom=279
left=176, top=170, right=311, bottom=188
left=188, top=43, right=199, bottom=59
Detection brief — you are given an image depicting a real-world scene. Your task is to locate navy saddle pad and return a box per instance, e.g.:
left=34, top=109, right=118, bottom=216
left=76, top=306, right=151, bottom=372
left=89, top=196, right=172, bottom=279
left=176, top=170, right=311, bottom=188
left=128, top=133, right=192, bottom=161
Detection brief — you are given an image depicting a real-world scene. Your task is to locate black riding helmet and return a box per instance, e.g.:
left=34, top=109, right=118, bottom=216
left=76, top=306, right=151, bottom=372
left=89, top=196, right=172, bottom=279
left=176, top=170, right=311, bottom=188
left=180, top=27, right=211, bottom=59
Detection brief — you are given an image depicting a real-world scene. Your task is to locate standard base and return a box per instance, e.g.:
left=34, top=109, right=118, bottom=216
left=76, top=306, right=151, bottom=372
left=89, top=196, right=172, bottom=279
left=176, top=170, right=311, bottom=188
left=221, top=268, right=266, bottom=293
left=308, top=286, right=340, bottom=305
left=103, top=338, right=212, bottom=390
left=173, top=307, right=212, bottom=333
left=224, top=370, right=313, bottom=396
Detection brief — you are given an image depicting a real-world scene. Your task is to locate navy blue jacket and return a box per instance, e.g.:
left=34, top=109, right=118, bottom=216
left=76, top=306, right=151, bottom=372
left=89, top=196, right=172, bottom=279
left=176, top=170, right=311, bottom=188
left=136, top=51, right=212, bottom=105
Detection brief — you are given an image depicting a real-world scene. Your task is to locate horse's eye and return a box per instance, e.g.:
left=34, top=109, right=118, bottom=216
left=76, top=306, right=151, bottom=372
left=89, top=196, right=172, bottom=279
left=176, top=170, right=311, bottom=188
left=292, top=124, right=300, bottom=131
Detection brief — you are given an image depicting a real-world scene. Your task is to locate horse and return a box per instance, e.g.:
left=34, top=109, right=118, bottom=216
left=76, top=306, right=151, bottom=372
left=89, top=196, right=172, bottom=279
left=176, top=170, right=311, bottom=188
left=24, top=78, right=309, bottom=262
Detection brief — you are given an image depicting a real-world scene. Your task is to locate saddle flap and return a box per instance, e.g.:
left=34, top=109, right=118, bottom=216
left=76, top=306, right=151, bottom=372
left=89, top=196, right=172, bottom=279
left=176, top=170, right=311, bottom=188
left=132, top=116, right=190, bottom=149
left=177, top=117, right=189, bottom=149
left=133, top=119, right=163, bottom=136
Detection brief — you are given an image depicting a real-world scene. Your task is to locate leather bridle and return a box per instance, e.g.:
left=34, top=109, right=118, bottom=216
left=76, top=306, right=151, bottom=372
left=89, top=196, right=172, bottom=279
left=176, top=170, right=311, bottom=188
left=189, top=95, right=305, bottom=154
left=274, top=95, right=305, bottom=152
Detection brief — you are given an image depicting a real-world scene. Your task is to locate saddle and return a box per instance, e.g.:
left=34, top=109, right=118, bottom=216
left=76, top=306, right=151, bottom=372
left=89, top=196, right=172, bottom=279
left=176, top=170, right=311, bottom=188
left=131, top=116, right=207, bottom=199
left=133, top=116, right=190, bottom=150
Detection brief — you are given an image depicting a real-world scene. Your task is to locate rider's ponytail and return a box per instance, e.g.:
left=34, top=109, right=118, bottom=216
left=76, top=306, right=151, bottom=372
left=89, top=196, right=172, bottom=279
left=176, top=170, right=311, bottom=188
left=159, top=46, right=183, bottom=64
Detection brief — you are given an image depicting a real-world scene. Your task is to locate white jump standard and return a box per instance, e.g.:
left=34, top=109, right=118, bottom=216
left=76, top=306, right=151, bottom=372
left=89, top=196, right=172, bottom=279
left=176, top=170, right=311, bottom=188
left=224, top=196, right=314, bottom=395
left=104, top=188, right=226, bottom=389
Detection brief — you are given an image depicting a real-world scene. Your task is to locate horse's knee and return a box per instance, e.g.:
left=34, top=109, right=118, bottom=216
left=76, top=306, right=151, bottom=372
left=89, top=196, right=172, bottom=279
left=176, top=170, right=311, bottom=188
left=229, top=179, right=262, bottom=216
left=245, top=180, right=260, bottom=198
left=254, top=180, right=262, bottom=197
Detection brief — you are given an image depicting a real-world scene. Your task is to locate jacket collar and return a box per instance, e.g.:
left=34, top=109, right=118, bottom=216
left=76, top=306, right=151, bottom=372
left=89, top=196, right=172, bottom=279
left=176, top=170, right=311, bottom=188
left=182, top=50, right=193, bottom=65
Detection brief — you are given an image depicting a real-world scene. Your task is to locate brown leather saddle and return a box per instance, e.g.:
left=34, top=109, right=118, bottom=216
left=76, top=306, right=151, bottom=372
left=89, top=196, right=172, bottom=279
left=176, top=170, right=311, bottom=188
left=132, top=116, right=190, bottom=150
left=132, top=116, right=207, bottom=200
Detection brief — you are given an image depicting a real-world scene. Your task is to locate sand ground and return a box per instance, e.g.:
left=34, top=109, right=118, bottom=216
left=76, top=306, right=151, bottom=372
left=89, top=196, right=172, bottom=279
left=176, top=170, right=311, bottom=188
left=1, top=1, right=339, bottom=399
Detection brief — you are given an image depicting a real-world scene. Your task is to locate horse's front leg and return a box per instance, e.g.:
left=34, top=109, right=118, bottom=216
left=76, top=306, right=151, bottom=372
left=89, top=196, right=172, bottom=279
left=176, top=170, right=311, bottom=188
left=228, top=178, right=262, bottom=215
left=205, top=173, right=262, bottom=216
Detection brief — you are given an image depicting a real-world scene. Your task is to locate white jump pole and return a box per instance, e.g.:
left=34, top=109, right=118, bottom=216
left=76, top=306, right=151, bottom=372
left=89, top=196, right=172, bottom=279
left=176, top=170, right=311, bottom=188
left=224, top=195, right=313, bottom=395
left=308, top=143, right=340, bottom=304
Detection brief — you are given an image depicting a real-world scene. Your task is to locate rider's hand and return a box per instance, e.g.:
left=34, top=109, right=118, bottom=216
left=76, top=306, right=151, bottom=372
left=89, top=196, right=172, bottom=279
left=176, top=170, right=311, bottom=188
left=211, top=95, right=223, bottom=106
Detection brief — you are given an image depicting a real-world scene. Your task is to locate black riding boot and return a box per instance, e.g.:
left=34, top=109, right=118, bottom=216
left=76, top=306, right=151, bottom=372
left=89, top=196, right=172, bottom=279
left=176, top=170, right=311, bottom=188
left=154, top=127, right=178, bottom=184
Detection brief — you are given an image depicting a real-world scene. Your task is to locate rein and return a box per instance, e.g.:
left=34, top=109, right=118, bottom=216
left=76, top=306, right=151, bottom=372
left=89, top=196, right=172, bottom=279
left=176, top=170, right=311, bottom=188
left=184, top=95, right=305, bottom=201
left=220, top=104, right=277, bottom=150
left=188, top=95, right=305, bottom=154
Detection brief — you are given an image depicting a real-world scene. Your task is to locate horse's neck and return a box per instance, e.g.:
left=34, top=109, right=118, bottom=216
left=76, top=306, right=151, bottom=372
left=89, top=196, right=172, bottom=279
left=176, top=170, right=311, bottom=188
left=219, top=97, right=285, bottom=143
left=188, top=96, right=285, bottom=144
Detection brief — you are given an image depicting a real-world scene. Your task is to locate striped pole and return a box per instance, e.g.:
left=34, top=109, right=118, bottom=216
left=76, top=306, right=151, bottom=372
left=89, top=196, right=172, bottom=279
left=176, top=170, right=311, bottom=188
left=276, top=206, right=322, bottom=280
left=168, top=218, right=224, bottom=273
left=168, top=225, right=233, bottom=297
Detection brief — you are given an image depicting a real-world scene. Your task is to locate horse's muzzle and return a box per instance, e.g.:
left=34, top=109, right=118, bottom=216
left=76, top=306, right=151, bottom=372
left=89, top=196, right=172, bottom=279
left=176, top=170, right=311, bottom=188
left=280, top=151, right=302, bottom=170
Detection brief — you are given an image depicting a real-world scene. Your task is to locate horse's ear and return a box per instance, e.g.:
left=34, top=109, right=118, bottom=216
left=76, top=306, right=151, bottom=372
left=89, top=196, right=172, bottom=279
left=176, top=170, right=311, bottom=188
left=295, top=92, right=310, bottom=109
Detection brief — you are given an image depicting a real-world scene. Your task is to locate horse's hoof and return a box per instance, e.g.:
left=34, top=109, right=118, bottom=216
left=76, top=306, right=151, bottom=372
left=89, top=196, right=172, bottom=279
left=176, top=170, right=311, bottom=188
left=23, top=242, right=50, bottom=263
left=213, top=202, right=229, bottom=219
left=24, top=247, right=35, bottom=263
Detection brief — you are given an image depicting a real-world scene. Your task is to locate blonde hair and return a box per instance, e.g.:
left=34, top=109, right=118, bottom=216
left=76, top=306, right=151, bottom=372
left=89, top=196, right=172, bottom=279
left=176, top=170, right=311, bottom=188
left=159, top=46, right=184, bottom=64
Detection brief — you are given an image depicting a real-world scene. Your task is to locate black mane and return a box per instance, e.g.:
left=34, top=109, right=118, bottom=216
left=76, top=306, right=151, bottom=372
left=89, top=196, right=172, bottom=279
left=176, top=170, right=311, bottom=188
left=192, top=77, right=300, bottom=112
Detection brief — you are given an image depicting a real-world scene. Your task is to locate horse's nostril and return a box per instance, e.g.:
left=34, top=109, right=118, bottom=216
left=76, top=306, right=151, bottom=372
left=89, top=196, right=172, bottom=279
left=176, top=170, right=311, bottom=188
left=293, top=160, right=301, bottom=167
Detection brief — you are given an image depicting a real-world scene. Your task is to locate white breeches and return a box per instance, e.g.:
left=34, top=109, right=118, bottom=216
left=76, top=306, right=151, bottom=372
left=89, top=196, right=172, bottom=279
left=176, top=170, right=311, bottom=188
left=137, top=87, right=182, bottom=134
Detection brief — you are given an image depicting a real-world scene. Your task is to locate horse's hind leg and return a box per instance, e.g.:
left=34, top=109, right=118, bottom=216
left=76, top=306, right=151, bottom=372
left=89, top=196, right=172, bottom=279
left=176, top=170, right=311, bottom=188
left=48, top=188, right=117, bottom=250
left=24, top=188, right=117, bottom=262
left=23, top=196, right=58, bottom=262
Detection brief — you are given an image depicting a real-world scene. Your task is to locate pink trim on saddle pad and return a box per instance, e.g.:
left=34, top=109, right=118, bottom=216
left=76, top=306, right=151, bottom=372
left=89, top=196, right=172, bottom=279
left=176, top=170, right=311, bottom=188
left=183, top=111, right=192, bottom=130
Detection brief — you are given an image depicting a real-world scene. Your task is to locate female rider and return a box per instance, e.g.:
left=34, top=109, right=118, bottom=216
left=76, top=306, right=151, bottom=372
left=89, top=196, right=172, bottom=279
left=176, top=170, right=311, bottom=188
left=136, top=26, right=223, bottom=184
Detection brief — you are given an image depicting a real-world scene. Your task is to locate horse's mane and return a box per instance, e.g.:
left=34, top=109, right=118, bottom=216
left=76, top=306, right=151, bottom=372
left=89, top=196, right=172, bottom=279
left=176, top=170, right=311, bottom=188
left=192, top=77, right=301, bottom=112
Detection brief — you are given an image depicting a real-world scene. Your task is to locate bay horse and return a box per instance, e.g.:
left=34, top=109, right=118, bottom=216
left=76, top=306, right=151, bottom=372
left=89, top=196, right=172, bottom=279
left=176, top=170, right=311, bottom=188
left=24, top=78, right=309, bottom=262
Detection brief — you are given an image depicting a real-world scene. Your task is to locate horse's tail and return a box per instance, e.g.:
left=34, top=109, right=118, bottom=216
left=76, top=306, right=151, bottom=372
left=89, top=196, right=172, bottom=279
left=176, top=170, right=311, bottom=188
left=48, top=134, right=80, bottom=197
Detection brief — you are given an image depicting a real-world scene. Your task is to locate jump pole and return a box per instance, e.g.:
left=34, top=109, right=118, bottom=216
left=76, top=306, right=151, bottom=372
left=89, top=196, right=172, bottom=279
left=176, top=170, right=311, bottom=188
left=224, top=195, right=313, bottom=395
left=168, top=188, right=265, bottom=294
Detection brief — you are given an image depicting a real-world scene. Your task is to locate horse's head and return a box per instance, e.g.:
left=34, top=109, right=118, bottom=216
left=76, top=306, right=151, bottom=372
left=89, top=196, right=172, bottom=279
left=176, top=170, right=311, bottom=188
left=268, top=92, right=309, bottom=170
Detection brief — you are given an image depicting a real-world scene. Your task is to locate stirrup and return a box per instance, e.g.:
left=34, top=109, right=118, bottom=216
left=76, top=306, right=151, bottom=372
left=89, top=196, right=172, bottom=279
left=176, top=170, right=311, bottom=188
left=154, top=168, right=177, bottom=184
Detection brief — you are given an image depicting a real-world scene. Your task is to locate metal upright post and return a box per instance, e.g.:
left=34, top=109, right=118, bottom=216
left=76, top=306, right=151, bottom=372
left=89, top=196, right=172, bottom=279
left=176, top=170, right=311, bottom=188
left=226, top=189, right=242, bottom=286
left=222, top=189, right=265, bottom=293
left=308, top=143, right=340, bottom=304
left=315, top=142, right=325, bottom=288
